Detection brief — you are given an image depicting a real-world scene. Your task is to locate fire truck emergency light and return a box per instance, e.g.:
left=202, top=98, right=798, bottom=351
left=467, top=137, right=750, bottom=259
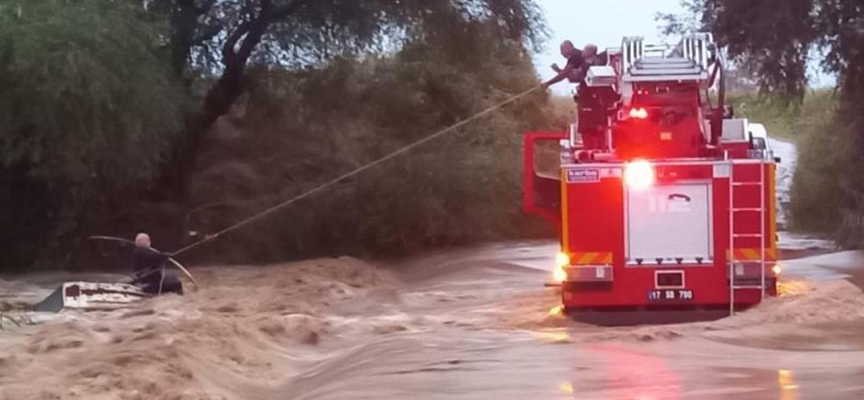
left=624, top=160, right=655, bottom=190
left=628, top=107, right=649, bottom=119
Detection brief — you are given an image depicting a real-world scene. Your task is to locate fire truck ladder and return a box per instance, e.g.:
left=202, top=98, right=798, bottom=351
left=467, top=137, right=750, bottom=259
left=728, top=159, right=767, bottom=315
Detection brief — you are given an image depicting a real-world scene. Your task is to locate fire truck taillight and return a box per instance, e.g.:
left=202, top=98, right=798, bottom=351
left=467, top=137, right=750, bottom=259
left=624, top=160, right=655, bottom=190
left=628, top=107, right=648, bottom=119
left=553, top=252, right=570, bottom=283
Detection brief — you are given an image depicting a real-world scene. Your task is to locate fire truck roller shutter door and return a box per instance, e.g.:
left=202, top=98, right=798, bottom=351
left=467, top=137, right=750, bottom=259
left=625, top=182, right=713, bottom=265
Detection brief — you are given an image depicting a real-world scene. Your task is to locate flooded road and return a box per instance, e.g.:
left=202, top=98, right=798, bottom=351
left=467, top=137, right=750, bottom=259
left=2, top=237, right=863, bottom=400
left=329, top=238, right=864, bottom=400
left=272, top=137, right=864, bottom=400
left=4, top=137, right=864, bottom=399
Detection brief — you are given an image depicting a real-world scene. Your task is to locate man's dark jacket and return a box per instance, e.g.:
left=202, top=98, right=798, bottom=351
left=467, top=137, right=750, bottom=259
left=130, top=246, right=169, bottom=284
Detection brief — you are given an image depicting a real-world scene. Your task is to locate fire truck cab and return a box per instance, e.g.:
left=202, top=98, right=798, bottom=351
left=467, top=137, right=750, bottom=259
left=524, top=34, right=779, bottom=315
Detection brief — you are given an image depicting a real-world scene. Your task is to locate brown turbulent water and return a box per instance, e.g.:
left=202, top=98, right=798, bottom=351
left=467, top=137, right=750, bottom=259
left=1, top=236, right=863, bottom=400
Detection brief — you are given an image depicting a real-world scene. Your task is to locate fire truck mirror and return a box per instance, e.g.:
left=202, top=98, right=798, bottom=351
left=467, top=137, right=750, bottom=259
left=751, top=137, right=766, bottom=150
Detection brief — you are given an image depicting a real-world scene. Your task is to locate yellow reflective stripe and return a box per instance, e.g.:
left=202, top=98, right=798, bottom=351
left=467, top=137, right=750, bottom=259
left=571, top=252, right=613, bottom=265
left=728, top=248, right=777, bottom=261
left=599, top=252, right=613, bottom=264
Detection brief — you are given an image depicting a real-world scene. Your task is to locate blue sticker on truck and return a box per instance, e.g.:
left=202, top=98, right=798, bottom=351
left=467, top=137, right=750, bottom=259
left=566, top=169, right=600, bottom=183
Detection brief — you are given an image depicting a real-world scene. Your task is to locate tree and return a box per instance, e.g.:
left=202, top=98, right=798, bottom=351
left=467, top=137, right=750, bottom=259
left=0, top=0, right=186, bottom=269
left=146, top=0, right=547, bottom=195
left=183, top=20, right=558, bottom=263
left=0, top=0, right=549, bottom=270
left=660, top=0, right=864, bottom=246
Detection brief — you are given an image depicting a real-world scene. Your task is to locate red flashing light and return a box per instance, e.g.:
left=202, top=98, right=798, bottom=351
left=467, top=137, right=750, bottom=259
left=629, top=107, right=648, bottom=119
left=624, top=160, right=655, bottom=190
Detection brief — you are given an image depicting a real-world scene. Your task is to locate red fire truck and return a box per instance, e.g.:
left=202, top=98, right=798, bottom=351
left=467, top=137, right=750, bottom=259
left=524, top=34, right=780, bottom=316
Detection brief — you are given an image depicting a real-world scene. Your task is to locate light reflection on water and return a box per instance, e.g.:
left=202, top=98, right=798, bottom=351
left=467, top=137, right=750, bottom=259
left=559, top=381, right=574, bottom=395
left=581, top=344, right=683, bottom=399
left=779, top=369, right=799, bottom=400
left=778, top=279, right=810, bottom=296
left=534, top=328, right=572, bottom=344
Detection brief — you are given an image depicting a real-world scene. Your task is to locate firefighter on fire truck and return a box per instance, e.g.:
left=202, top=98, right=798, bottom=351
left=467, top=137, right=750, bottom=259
left=544, top=41, right=602, bottom=88
left=524, top=33, right=781, bottom=320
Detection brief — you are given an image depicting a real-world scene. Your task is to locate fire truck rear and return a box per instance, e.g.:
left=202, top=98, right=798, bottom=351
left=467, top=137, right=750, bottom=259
left=524, top=34, right=780, bottom=315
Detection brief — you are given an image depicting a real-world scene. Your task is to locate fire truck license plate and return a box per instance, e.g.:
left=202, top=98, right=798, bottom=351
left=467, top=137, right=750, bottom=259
left=647, top=289, right=694, bottom=301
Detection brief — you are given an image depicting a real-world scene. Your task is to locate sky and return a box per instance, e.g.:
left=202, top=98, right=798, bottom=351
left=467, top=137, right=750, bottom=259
left=532, top=0, right=836, bottom=94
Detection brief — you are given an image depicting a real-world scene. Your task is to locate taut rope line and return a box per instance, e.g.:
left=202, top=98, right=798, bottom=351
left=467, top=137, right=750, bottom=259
left=170, top=84, right=545, bottom=257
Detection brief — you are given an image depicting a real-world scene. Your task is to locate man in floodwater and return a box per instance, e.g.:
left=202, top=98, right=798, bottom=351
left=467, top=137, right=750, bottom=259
left=130, top=233, right=183, bottom=295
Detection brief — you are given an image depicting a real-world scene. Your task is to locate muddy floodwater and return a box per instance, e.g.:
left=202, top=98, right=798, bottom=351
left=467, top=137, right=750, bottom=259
left=3, top=138, right=864, bottom=400
left=1, top=234, right=864, bottom=400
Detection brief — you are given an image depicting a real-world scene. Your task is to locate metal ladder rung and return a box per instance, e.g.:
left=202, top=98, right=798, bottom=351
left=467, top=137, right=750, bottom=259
left=728, top=157, right=768, bottom=316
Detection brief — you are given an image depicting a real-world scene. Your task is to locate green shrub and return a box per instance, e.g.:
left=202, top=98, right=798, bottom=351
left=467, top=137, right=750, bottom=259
left=184, top=39, right=565, bottom=263
left=788, top=118, right=844, bottom=232
left=0, top=0, right=185, bottom=271
left=726, top=90, right=836, bottom=142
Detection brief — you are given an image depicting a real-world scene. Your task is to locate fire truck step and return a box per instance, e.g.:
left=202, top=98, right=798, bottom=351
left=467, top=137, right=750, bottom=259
left=731, top=208, right=762, bottom=212
left=732, top=285, right=765, bottom=290
left=732, top=233, right=763, bottom=238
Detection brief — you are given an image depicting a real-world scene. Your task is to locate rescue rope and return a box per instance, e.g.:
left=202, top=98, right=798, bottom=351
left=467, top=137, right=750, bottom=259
left=170, top=84, right=545, bottom=257
left=158, top=265, right=165, bottom=295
